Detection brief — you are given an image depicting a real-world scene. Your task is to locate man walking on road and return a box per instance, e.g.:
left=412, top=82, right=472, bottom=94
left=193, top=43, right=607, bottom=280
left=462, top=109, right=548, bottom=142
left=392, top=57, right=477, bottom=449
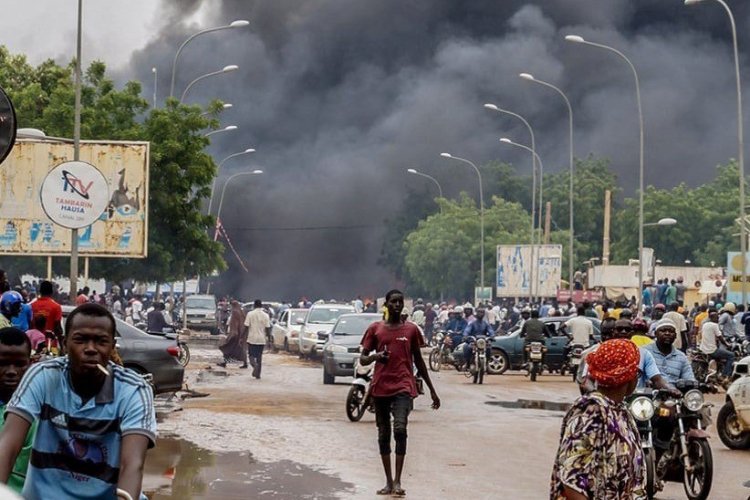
left=245, top=299, right=270, bottom=379
left=360, top=289, right=440, bottom=497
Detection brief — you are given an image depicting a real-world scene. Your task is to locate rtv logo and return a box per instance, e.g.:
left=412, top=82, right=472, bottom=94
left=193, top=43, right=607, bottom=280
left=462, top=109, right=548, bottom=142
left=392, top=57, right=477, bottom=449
left=61, top=170, right=93, bottom=200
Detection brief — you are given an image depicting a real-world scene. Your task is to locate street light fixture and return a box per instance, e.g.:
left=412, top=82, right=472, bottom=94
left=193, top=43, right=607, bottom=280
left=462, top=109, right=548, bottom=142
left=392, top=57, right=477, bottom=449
left=643, top=217, right=677, bottom=227
left=406, top=168, right=443, bottom=199
left=485, top=103, right=538, bottom=301
left=170, top=19, right=250, bottom=98
left=204, top=125, right=238, bottom=137
left=566, top=33, right=646, bottom=311
left=180, top=65, right=239, bottom=103
left=685, top=0, right=747, bottom=306
left=440, top=153, right=485, bottom=293
left=518, top=73, right=575, bottom=291
left=208, top=148, right=256, bottom=215
left=216, top=169, right=264, bottom=226
left=201, top=102, right=233, bottom=116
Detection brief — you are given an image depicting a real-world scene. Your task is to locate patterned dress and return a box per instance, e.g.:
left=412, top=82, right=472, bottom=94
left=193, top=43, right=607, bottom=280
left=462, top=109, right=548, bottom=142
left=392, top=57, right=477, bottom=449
left=550, top=392, right=646, bottom=499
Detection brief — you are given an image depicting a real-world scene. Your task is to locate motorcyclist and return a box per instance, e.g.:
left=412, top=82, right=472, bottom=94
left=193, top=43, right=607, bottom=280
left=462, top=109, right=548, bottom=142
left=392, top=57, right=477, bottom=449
left=0, top=291, right=23, bottom=328
left=445, top=306, right=467, bottom=350
left=461, top=307, right=494, bottom=371
left=521, top=309, right=548, bottom=364
left=643, top=319, right=695, bottom=385
left=517, top=307, right=531, bottom=329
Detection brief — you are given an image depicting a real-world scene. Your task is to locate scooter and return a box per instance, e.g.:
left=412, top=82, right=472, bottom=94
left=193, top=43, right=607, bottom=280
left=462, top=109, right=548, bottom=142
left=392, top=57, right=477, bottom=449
left=346, top=357, right=374, bottom=422
left=562, top=342, right=586, bottom=382
left=717, top=355, right=750, bottom=449
left=525, top=342, right=546, bottom=382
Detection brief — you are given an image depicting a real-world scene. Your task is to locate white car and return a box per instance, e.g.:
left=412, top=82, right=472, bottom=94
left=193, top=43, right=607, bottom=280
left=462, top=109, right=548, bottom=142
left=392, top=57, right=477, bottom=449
left=298, top=303, right=356, bottom=357
left=272, top=308, right=307, bottom=352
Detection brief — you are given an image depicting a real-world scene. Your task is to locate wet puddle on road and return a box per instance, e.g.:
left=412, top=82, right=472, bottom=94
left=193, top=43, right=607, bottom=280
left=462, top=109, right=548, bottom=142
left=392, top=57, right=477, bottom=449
left=485, top=399, right=571, bottom=412
left=144, top=437, right=355, bottom=499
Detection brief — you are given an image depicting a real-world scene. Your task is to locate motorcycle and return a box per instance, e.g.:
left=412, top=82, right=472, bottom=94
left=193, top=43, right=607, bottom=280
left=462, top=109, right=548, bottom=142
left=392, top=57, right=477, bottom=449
left=525, top=342, right=546, bottom=382
left=717, top=355, right=750, bottom=450
left=428, top=331, right=454, bottom=372
left=688, top=348, right=725, bottom=390
left=562, top=342, right=586, bottom=382
left=627, top=390, right=657, bottom=497
left=346, top=357, right=374, bottom=422
left=632, top=380, right=713, bottom=500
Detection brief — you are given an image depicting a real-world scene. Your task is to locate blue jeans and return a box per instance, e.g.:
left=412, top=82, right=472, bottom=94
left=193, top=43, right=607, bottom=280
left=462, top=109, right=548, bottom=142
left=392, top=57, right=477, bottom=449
left=710, top=347, right=735, bottom=377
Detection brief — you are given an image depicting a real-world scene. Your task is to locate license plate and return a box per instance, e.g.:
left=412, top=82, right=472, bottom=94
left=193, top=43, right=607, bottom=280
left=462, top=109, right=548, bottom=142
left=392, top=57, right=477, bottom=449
left=530, top=352, right=542, bottom=361
left=571, top=358, right=581, bottom=365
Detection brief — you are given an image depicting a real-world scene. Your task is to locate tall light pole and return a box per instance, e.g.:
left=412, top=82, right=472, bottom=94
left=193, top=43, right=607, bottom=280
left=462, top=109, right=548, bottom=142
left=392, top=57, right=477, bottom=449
left=566, top=34, right=645, bottom=310
left=440, top=153, right=485, bottom=294
left=204, top=125, right=238, bottom=138
left=216, top=170, right=264, bottom=225
left=152, top=67, right=157, bottom=108
left=519, top=73, right=575, bottom=291
left=169, top=19, right=250, bottom=98
left=484, top=103, right=537, bottom=302
left=180, top=65, right=239, bottom=103
left=685, top=0, right=746, bottom=306
left=407, top=168, right=443, bottom=197
left=70, top=0, right=83, bottom=301
left=499, top=138, right=545, bottom=297
left=208, top=148, right=256, bottom=215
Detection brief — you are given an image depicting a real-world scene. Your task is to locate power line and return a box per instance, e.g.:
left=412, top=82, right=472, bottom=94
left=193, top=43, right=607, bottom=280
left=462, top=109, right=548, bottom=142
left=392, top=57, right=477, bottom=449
left=221, top=224, right=384, bottom=232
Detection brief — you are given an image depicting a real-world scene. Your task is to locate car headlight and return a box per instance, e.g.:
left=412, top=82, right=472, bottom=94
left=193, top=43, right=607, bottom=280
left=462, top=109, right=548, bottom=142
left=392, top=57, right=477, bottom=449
left=476, top=338, right=487, bottom=349
left=206, top=312, right=215, bottom=319
left=683, top=389, right=705, bottom=412
left=325, top=344, right=347, bottom=354
left=629, top=396, right=655, bottom=422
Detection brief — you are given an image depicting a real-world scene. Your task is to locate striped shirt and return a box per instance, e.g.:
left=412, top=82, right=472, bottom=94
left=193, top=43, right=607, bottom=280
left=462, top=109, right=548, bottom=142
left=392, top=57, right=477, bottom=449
left=6, top=357, right=156, bottom=499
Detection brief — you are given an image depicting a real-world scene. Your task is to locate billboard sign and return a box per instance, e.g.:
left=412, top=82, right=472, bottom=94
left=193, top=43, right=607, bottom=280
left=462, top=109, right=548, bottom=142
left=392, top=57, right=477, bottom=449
left=496, top=244, right=562, bottom=298
left=0, top=140, right=149, bottom=257
left=727, top=252, right=750, bottom=304
left=40, top=161, right=109, bottom=229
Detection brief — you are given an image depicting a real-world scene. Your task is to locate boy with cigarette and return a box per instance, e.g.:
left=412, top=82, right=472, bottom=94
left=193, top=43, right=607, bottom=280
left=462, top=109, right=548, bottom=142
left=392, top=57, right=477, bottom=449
left=0, top=303, right=156, bottom=499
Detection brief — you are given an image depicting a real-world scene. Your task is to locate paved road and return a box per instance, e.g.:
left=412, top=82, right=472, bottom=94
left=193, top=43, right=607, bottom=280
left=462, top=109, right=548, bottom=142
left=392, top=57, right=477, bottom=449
left=153, top=348, right=750, bottom=499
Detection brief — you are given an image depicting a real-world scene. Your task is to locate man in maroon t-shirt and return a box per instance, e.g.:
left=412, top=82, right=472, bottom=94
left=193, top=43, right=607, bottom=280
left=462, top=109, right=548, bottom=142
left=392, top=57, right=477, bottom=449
left=360, top=289, right=439, bottom=497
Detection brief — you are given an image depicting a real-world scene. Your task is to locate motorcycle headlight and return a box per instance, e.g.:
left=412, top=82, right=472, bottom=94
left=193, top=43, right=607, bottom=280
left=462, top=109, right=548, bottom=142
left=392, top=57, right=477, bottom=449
left=683, top=389, right=705, bottom=412
left=325, top=344, right=347, bottom=354
left=629, top=396, right=655, bottom=422
left=476, top=338, right=487, bottom=349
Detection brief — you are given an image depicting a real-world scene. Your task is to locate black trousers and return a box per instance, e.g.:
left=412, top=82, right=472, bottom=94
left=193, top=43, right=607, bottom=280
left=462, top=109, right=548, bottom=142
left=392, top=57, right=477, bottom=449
left=248, top=344, right=264, bottom=377
left=374, top=393, right=413, bottom=455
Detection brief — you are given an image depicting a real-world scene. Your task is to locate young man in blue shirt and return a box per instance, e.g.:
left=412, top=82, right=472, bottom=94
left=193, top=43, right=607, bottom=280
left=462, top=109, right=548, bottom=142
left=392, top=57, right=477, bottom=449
left=0, top=303, right=156, bottom=499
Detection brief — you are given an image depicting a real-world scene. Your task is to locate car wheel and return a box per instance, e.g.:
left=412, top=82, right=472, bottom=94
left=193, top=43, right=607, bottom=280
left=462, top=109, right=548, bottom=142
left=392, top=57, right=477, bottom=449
left=487, top=350, right=509, bottom=375
left=323, top=367, right=335, bottom=385
left=717, top=402, right=750, bottom=450
left=284, top=338, right=290, bottom=352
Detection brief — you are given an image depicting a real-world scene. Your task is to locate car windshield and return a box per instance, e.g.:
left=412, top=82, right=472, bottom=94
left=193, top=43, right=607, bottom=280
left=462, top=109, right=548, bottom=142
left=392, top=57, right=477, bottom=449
left=186, top=297, right=215, bottom=310
left=308, top=307, right=352, bottom=324
left=332, top=316, right=376, bottom=335
left=289, top=311, right=306, bottom=324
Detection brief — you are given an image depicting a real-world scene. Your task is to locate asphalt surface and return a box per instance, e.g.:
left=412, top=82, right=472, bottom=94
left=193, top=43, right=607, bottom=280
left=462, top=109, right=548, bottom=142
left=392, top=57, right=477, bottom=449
left=150, top=347, right=750, bottom=499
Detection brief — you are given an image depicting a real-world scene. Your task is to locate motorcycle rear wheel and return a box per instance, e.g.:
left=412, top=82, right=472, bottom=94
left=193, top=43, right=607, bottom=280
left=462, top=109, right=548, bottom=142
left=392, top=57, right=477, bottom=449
left=178, top=341, right=190, bottom=367
left=682, top=439, right=712, bottom=500
left=428, top=348, right=441, bottom=372
left=346, top=386, right=366, bottom=422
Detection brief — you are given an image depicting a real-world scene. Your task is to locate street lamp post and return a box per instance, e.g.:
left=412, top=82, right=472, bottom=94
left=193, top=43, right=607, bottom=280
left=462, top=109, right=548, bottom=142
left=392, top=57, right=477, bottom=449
left=407, top=168, right=443, bottom=201
left=566, top=34, right=646, bottom=311
left=208, top=148, right=256, bottom=215
left=180, top=65, right=239, bottom=103
left=484, top=103, right=538, bottom=302
left=215, top=170, right=264, bottom=226
left=499, top=138, right=545, bottom=297
left=643, top=218, right=677, bottom=293
left=440, top=153, right=485, bottom=294
left=169, top=19, right=250, bottom=98
left=201, top=102, right=233, bottom=116
left=70, top=0, right=84, bottom=301
left=685, top=0, right=746, bottom=307
left=204, top=125, right=238, bottom=138
left=519, top=73, right=575, bottom=291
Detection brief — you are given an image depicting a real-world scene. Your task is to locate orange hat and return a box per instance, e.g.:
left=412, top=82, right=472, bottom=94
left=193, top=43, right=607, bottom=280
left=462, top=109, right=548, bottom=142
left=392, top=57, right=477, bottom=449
left=587, top=339, right=640, bottom=387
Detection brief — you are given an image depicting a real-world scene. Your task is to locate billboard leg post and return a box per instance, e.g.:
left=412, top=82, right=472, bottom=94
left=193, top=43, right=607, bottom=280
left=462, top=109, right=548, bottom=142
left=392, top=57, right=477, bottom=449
left=46, top=256, right=52, bottom=281
left=70, top=230, right=78, bottom=302
left=84, top=257, right=89, bottom=286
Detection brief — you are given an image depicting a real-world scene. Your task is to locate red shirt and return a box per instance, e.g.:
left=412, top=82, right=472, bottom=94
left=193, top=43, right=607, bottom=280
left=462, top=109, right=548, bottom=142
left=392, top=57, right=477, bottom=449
left=361, top=321, right=420, bottom=398
left=75, top=294, right=88, bottom=306
left=30, top=296, right=62, bottom=332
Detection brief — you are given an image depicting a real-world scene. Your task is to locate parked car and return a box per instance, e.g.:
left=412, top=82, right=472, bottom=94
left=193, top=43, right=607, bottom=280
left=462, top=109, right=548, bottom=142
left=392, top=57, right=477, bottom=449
left=298, top=303, right=356, bottom=357
left=62, top=306, right=184, bottom=394
left=271, top=308, right=307, bottom=352
left=488, top=316, right=601, bottom=375
left=322, top=313, right=380, bottom=384
left=184, top=294, right=219, bottom=334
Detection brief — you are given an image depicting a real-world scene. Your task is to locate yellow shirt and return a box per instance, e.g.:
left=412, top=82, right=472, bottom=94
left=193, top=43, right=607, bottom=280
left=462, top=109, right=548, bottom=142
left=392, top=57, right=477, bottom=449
left=631, top=334, right=654, bottom=347
left=694, top=311, right=708, bottom=331
left=609, top=308, right=622, bottom=320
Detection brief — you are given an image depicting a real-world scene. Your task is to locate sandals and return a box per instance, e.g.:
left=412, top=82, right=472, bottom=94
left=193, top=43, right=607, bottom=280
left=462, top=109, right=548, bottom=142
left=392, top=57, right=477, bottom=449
left=376, top=487, right=392, bottom=495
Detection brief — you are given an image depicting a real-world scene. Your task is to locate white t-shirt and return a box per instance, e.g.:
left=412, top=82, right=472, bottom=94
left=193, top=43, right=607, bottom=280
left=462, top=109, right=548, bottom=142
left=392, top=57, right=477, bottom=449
left=244, top=308, right=271, bottom=345
left=565, top=315, right=593, bottom=345
left=700, top=321, right=720, bottom=354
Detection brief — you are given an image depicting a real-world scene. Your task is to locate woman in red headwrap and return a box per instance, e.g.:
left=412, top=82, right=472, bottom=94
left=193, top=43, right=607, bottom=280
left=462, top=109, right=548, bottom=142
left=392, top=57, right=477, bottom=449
left=550, top=339, right=646, bottom=499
